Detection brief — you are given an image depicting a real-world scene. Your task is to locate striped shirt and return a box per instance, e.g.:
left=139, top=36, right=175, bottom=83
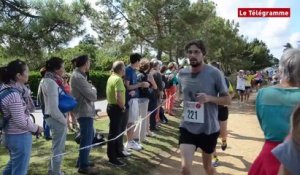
left=0, top=83, right=38, bottom=134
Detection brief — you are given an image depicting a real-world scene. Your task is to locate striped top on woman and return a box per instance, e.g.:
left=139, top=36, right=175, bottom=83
left=0, top=83, right=37, bottom=134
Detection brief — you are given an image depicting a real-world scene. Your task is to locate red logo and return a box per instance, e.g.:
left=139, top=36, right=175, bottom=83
left=196, top=103, right=201, bottom=109
left=238, top=8, right=290, bottom=18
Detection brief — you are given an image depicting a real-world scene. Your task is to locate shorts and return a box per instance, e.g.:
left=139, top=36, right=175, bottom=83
left=255, top=80, right=262, bottom=85
left=245, top=86, right=251, bottom=90
left=237, top=89, right=245, bottom=95
left=179, top=127, right=220, bottom=154
left=127, top=98, right=149, bottom=123
left=218, top=106, right=228, bottom=121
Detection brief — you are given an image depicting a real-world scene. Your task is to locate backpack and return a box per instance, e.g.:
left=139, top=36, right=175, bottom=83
left=74, top=130, right=106, bottom=147
left=164, top=72, right=175, bottom=89
left=0, top=87, right=18, bottom=144
left=137, top=72, right=152, bottom=99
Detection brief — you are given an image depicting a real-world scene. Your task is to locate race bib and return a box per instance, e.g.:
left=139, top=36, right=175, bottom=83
left=183, top=101, right=204, bottom=123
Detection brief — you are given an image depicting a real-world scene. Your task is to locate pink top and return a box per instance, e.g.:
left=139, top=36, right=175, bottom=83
left=64, top=84, right=71, bottom=94
left=0, top=83, right=38, bottom=134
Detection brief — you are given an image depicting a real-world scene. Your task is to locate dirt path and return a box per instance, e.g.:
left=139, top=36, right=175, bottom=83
left=151, top=94, right=264, bottom=175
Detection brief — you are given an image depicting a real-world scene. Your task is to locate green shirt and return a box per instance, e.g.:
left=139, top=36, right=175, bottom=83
left=106, top=73, right=125, bottom=105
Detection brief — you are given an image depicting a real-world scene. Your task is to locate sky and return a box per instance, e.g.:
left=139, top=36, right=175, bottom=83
left=69, top=0, right=300, bottom=59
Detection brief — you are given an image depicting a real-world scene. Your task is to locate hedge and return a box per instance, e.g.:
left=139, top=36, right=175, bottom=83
left=28, top=71, right=110, bottom=99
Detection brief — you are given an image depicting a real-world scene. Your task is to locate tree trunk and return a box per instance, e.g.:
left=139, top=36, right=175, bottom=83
left=156, top=49, right=162, bottom=60
left=169, top=49, right=172, bottom=62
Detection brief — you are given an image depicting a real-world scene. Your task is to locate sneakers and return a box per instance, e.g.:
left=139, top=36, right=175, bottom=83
left=122, top=149, right=132, bottom=156
left=147, top=132, right=156, bottom=137
left=78, top=167, right=98, bottom=174
left=109, top=159, right=126, bottom=167
left=212, top=156, right=220, bottom=167
left=221, top=140, right=227, bottom=151
left=126, top=140, right=142, bottom=151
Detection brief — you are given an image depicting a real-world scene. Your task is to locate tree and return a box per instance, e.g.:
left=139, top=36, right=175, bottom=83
left=0, top=0, right=92, bottom=69
left=283, top=42, right=293, bottom=51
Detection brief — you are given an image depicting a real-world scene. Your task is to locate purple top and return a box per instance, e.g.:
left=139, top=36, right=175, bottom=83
left=1, top=83, right=37, bottom=134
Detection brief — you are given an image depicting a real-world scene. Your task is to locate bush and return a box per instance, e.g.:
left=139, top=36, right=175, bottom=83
left=28, top=71, right=42, bottom=97
left=89, top=71, right=110, bottom=98
left=28, top=71, right=110, bottom=99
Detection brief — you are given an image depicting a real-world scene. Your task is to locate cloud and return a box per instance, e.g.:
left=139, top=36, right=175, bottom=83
left=211, top=0, right=294, bottom=59
left=289, top=33, right=300, bottom=48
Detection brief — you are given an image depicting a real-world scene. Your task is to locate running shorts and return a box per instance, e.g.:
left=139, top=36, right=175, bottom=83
left=218, top=106, right=229, bottom=121
left=179, top=127, right=220, bottom=154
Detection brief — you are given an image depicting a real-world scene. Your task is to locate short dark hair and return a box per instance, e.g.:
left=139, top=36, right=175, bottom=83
left=0, top=59, right=27, bottom=84
left=45, top=57, right=64, bottom=72
left=185, top=39, right=207, bottom=56
left=74, top=55, right=89, bottom=68
left=130, top=53, right=142, bottom=64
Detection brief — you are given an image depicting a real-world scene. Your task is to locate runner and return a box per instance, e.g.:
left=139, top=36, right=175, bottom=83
left=244, top=70, right=254, bottom=103
left=210, top=62, right=234, bottom=167
left=254, top=71, right=263, bottom=91
left=236, top=70, right=246, bottom=104
left=177, top=40, right=231, bottom=175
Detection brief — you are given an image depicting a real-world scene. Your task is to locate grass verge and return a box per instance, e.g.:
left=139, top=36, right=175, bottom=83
left=0, top=115, right=180, bottom=175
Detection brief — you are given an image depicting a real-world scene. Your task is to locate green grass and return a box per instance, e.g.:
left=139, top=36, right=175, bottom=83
left=0, top=116, right=180, bottom=175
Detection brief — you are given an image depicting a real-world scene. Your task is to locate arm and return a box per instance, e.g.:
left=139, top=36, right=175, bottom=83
left=75, top=77, right=97, bottom=101
left=125, top=80, right=142, bottom=90
left=45, top=81, right=67, bottom=125
left=175, top=82, right=183, bottom=104
left=115, top=78, right=125, bottom=109
left=155, top=73, right=163, bottom=91
left=8, top=93, right=38, bottom=133
left=207, top=95, right=231, bottom=106
left=175, top=71, right=183, bottom=103
left=214, top=70, right=231, bottom=105
left=148, top=73, right=157, bottom=90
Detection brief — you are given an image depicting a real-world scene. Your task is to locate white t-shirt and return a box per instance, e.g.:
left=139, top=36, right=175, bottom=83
left=236, top=76, right=245, bottom=90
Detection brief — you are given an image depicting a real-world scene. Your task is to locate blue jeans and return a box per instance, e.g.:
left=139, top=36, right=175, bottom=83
left=77, top=117, right=94, bottom=169
left=43, top=119, right=51, bottom=138
left=42, top=108, right=51, bottom=138
left=2, top=132, right=32, bottom=175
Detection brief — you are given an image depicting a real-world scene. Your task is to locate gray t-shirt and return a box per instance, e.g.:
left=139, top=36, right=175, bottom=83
left=178, top=65, right=228, bottom=134
left=272, top=139, right=300, bottom=175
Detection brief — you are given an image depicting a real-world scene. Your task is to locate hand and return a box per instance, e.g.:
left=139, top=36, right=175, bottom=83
left=34, top=126, right=44, bottom=138
left=147, top=74, right=154, bottom=81
left=129, top=90, right=136, bottom=97
left=196, top=93, right=211, bottom=104
left=168, top=74, right=174, bottom=80
left=141, top=82, right=150, bottom=88
left=160, top=91, right=164, bottom=98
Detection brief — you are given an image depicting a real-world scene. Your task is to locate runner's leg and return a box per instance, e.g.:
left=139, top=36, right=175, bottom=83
left=180, top=144, right=196, bottom=175
left=202, top=152, right=216, bottom=175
